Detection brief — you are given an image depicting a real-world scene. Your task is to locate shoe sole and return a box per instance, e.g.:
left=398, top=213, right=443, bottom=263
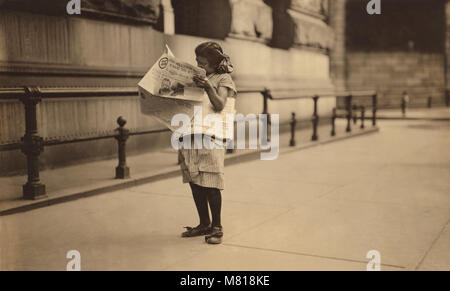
left=205, top=232, right=223, bottom=244
left=181, top=229, right=212, bottom=238
left=206, top=238, right=222, bottom=244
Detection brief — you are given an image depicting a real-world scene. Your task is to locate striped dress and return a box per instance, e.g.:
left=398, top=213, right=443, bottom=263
left=178, top=73, right=237, bottom=190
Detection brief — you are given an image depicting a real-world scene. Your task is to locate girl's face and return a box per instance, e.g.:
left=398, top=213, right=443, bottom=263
left=196, top=56, right=215, bottom=74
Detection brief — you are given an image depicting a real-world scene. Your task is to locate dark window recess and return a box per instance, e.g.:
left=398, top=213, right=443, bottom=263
left=171, top=0, right=232, bottom=40
left=265, top=0, right=295, bottom=50
left=346, top=0, right=446, bottom=53
left=270, top=10, right=295, bottom=50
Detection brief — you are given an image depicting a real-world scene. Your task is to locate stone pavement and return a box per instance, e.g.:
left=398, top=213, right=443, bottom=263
left=1, top=117, right=449, bottom=271
left=373, top=106, right=450, bottom=120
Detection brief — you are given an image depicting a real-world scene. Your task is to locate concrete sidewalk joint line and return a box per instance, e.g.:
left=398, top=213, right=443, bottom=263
left=222, top=243, right=406, bottom=270
left=414, top=217, right=450, bottom=271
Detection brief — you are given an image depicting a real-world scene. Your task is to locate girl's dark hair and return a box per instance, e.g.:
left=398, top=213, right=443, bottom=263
left=195, top=41, right=233, bottom=74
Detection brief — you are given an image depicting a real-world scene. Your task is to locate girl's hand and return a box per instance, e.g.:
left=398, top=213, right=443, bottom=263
left=193, top=75, right=213, bottom=90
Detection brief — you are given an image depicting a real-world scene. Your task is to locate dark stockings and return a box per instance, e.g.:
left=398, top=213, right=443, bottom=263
left=207, top=187, right=222, bottom=228
left=189, top=183, right=222, bottom=228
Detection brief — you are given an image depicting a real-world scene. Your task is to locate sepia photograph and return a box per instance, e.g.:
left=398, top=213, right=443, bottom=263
left=0, top=0, right=449, bottom=276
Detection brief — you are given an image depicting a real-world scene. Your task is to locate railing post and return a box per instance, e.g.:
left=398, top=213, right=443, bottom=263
left=360, top=106, right=365, bottom=129
left=331, top=108, right=336, bottom=136
left=372, top=93, right=377, bottom=126
left=346, top=95, right=353, bottom=133
left=19, top=86, right=47, bottom=200
left=290, top=112, right=296, bottom=147
left=115, top=116, right=130, bottom=179
left=311, top=95, right=319, bottom=141
left=352, top=104, right=358, bottom=125
left=261, top=88, right=272, bottom=145
left=427, top=96, right=432, bottom=108
left=262, top=89, right=269, bottom=116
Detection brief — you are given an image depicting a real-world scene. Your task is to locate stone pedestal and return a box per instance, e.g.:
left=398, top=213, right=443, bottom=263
left=229, top=0, right=272, bottom=42
left=288, top=7, right=333, bottom=50
left=328, top=0, right=347, bottom=92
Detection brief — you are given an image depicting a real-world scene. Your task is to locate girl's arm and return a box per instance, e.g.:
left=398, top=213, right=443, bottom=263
left=193, top=76, right=227, bottom=112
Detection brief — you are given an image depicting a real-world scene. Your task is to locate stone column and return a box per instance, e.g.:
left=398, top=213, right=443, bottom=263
left=329, top=0, right=347, bottom=93
left=161, top=0, right=175, bottom=35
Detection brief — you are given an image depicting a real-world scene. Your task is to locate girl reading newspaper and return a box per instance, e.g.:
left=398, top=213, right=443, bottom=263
left=179, top=41, right=237, bottom=244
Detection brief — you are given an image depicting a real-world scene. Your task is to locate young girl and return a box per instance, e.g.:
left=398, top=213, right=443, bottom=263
left=178, top=41, right=237, bottom=244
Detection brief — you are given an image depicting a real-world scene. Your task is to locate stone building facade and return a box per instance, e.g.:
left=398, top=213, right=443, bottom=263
left=0, top=0, right=448, bottom=175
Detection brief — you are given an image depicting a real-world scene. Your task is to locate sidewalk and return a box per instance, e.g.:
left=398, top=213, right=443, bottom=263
left=1, top=118, right=449, bottom=271
left=371, top=106, right=450, bottom=120
left=0, top=119, right=378, bottom=215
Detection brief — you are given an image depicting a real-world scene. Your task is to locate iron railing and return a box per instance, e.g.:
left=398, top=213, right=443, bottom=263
left=0, top=86, right=378, bottom=200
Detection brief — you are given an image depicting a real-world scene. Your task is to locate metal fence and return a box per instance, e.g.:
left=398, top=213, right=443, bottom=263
left=0, top=86, right=377, bottom=200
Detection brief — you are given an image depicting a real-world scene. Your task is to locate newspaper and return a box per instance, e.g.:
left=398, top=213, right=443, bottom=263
left=138, top=46, right=205, bottom=131
left=138, top=46, right=206, bottom=102
left=138, top=45, right=236, bottom=141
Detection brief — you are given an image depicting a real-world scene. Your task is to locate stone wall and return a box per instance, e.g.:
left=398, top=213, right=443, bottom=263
left=346, top=52, right=446, bottom=108
left=344, top=0, right=447, bottom=108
